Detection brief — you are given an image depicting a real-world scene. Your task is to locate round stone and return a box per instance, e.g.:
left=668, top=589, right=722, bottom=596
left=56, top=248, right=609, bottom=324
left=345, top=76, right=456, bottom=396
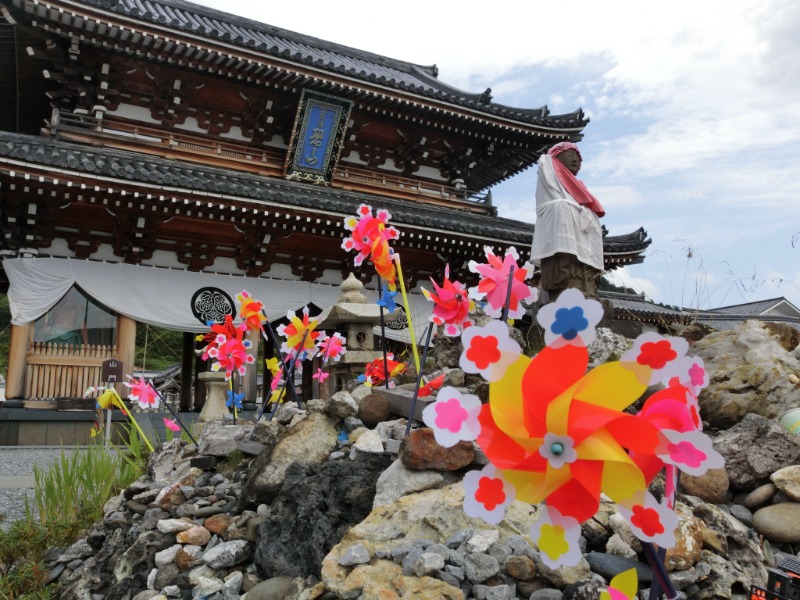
left=753, top=503, right=800, bottom=543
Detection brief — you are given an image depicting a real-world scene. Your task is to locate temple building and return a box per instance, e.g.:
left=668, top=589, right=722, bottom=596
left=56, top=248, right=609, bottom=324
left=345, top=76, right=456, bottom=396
left=0, top=0, right=650, bottom=414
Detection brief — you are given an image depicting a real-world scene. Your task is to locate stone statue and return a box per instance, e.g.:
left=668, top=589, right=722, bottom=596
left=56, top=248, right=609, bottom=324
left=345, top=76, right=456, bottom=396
left=530, top=142, right=605, bottom=300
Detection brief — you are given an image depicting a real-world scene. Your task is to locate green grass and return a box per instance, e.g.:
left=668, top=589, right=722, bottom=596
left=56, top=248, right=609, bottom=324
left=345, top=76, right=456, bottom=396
left=0, top=433, right=147, bottom=599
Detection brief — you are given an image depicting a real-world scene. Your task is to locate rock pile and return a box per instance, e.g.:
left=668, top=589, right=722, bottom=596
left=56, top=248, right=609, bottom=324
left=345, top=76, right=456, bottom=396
left=43, top=320, right=800, bottom=600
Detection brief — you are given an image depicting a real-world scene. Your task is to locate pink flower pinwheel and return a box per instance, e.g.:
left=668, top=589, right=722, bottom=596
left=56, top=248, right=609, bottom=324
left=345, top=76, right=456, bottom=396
left=125, top=376, right=160, bottom=409
left=211, top=336, right=255, bottom=380
left=198, top=315, right=245, bottom=361
left=422, top=386, right=482, bottom=447
left=422, top=265, right=474, bottom=336
left=468, top=246, right=537, bottom=319
left=317, top=332, right=347, bottom=363
left=163, top=418, right=181, bottom=432
left=312, top=368, right=330, bottom=383
left=277, top=306, right=321, bottom=358
left=341, top=204, right=400, bottom=289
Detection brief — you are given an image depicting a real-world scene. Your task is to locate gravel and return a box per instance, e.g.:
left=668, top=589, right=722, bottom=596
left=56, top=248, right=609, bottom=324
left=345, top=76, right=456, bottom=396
left=0, top=446, right=96, bottom=528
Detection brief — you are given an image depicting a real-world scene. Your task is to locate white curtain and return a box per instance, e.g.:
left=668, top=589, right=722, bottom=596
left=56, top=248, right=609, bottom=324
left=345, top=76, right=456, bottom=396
left=3, top=257, right=432, bottom=334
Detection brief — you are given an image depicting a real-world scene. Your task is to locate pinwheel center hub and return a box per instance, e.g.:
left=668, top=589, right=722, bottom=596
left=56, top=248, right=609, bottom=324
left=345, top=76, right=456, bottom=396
left=550, top=442, right=565, bottom=456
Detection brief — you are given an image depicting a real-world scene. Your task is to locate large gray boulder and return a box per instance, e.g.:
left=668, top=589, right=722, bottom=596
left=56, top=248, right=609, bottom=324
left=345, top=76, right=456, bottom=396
left=254, top=452, right=392, bottom=579
left=712, top=413, right=800, bottom=490
left=240, top=411, right=340, bottom=506
left=693, top=320, right=800, bottom=429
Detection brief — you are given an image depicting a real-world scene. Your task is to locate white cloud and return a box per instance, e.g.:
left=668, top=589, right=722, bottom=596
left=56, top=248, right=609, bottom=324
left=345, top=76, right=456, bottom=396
left=604, top=267, right=662, bottom=303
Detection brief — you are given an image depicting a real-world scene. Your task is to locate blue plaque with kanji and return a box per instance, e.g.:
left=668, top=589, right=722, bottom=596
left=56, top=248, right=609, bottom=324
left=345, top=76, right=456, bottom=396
left=287, top=90, right=353, bottom=184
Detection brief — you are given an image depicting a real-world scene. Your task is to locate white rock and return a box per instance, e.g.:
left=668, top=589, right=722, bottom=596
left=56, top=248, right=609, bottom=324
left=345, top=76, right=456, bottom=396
left=154, top=544, right=182, bottom=568
left=353, top=429, right=384, bottom=453
left=156, top=518, right=194, bottom=534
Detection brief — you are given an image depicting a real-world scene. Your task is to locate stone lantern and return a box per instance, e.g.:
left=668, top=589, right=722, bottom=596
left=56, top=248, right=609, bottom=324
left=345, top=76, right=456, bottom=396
left=315, top=273, right=389, bottom=397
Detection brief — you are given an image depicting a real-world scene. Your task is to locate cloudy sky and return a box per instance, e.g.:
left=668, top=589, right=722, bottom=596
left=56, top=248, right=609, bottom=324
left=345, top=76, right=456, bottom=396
left=193, top=0, right=800, bottom=310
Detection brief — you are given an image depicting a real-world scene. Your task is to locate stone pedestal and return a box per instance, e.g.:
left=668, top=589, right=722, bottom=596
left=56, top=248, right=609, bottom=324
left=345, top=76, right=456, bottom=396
left=197, top=371, right=229, bottom=424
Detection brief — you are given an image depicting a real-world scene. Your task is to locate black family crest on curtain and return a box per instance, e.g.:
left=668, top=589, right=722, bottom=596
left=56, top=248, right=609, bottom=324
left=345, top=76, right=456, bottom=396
left=191, top=287, right=235, bottom=325
left=286, top=89, right=353, bottom=184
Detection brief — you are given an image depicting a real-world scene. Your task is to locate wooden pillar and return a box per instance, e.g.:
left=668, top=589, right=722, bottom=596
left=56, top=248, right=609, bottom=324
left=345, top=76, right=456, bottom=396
left=262, top=333, right=275, bottom=406
left=194, top=349, right=207, bottom=412
left=5, top=323, right=31, bottom=399
left=243, top=327, right=258, bottom=404
left=179, top=332, right=194, bottom=411
left=116, top=315, right=136, bottom=399
left=301, top=358, right=313, bottom=403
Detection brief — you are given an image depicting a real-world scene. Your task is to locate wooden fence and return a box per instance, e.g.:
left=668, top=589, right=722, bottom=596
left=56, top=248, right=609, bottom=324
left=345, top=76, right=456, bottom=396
left=26, top=343, right=117, bottom=401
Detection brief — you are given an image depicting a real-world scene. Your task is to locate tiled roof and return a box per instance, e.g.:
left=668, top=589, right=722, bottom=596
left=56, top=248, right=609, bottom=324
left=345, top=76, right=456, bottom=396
left=0, top=131, right=648, bottom=258
left=599, top=290, right=800, bottom=331
left=707, top=297, right=796, bottom=316
left=38, top=0, right=587, bottom=129
left=599, top=291, right=681, bottom=321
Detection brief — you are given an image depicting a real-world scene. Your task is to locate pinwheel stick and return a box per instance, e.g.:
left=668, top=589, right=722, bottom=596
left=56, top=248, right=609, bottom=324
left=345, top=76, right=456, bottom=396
left=648, top=470, right=681, bottom=600
left=228, top=378, right=237, bottom=425
left=110, top=388, right=154, bottom=453
left=313, top=335, right=334, bottom=399
left=147, top=380, right=199, bottom=446
left=501, top=264, right=515, bottom=323
left=260, top=328, right=310, bottom=423
left=377, top=280, right=391, bottom=390
left=642, top=542, right=678, bottom=600
left=404, top=322, right=435, bottom=437
left=392, top=252, right=421, bottom=373
left=258, top=309, right=301, bottom=407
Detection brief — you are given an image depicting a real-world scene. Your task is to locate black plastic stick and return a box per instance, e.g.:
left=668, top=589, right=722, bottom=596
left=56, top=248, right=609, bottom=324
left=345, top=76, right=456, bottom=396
left=404, top=323, right=434, bottom=436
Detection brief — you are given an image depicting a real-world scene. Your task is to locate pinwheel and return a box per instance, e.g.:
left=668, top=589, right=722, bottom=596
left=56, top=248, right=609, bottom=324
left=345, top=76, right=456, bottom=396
left=237, top=289, right=266, bottom=331
left=317, top=332, right=347, bottom=363
left=376, top=285, right=399, bottom=314
left=341, top=204, right=399, bottom=288
left=86, top=386, right=154, bottom=452
left=424, top=288, right=722, bottom=580
left=226, top=389, right=244, bottom=411
left=600, top=567, right=638, bottom=600
left=361, top=354, right=407, bottom=387
left=418, top=373, right=446, bottom=398
left=163, top=418, right=181, bottom=433
left=421, top=264, right=475, bottom=336
left=276, top=306, right=321, bottom=358
left=125, top=376, right=160, bottom=410
left=210, top=336, right=255, bottom=380
left=468, top=246, right=537, bottom=319
left=197, top=315, right=243, bottom=362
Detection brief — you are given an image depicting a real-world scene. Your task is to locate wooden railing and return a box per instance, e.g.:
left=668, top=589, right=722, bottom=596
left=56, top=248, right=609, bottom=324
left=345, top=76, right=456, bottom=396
left=51, top=110, right=285, bottom=177
left=26, top=343, right=117, bottom=401
left=48, top=109, right=495, bottom=213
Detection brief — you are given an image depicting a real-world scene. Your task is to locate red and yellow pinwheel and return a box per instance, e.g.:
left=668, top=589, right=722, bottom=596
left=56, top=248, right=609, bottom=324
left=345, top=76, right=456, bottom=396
left=237, top=290, right=266, bottom=331
left=276, top=306, right=321, bottom=358
left=426, top=289, right=722, bottom=569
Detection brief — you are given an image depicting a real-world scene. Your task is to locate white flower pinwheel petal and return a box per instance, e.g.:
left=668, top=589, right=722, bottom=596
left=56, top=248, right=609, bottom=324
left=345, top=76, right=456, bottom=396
left=617, top=491, right=679, bottom=549
left=536, top=288, right=604, bottom=347
left=459, top=320, right=522, bottom=382
left=666, top=355, right=709, bottom=395
left=621, top=332, right=689, bottom=386
left=656, top=429, right=724, bottom=476
left=421, top=386, right=482, bottom=447
left=530, top=505, right=583, bottom=569
left=463, top=465, right=516, bottom=525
